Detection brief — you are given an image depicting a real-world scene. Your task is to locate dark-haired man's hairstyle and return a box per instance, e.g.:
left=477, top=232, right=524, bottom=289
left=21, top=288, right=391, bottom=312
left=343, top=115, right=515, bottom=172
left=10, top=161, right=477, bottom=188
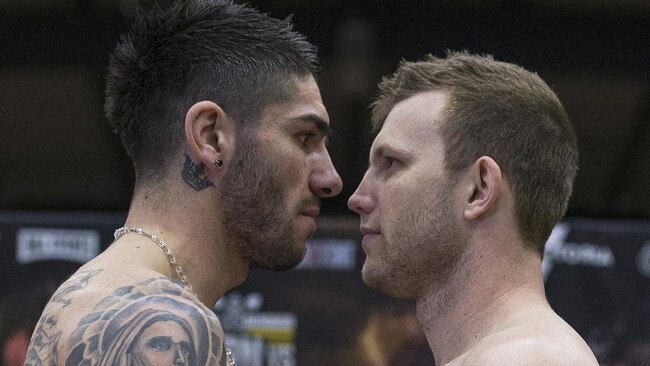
left=105, top=0, right=319, bottom=183
left=371, top=51, right=578, bottom=255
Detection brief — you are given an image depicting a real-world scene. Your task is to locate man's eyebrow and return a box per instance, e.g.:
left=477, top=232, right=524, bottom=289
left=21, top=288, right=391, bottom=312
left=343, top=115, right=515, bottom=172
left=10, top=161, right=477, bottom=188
left=368, top=143, right=411, bottom=167
left=366, top=144, right=381, bottom=169
left=292, top=113, right=333, bottom=137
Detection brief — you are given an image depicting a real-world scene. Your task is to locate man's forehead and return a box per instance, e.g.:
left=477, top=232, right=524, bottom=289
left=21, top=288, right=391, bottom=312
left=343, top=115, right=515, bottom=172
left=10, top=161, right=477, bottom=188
left=370, top=91, right=447, bottom=155
left=386, top=90, right=447, bottom=125
left=376, top=107, right=445, bottom=142
left=260, top=76, right=328, bottom=124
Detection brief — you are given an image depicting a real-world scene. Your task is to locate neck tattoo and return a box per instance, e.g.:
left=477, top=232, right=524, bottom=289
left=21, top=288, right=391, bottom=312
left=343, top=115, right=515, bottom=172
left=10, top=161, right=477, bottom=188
left=113, top=226, right=236, bottom=365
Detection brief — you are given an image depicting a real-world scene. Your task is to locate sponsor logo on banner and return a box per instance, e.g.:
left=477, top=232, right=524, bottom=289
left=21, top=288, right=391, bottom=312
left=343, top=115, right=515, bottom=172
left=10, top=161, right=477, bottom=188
left=16, top=227, right=100, bottom=264
left=216, top=292, right=297, bottom=366
left=543, top=223, right=615, bottom=280
left=637, top=242, right=650, bottom=278
left=295, top=238, right=357, bottom=271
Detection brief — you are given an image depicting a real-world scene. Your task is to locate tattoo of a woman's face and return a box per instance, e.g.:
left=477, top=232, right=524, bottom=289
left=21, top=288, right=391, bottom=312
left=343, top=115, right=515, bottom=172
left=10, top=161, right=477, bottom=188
left=26, top=271, right=227, bottom=366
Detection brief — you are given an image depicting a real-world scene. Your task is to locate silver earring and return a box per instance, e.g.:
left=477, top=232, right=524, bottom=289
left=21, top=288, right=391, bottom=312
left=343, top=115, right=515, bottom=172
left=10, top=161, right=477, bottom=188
left=214, top=159, right=223, bottom=167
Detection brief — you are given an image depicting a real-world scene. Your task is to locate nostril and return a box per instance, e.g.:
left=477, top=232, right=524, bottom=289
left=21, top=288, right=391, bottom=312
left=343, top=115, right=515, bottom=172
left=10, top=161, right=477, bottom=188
left=321, top=187, right=332, bottom=195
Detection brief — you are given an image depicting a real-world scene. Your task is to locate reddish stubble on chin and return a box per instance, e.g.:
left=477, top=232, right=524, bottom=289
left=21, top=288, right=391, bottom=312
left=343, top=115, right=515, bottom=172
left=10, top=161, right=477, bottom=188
left=360, top=232, right=389, bottom=289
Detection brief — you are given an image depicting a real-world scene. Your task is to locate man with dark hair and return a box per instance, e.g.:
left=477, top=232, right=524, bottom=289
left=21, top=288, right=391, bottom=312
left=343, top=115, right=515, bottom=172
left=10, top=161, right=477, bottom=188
left=348, top=51, right=598, bottom=365
left=26, top=1, right=341, bottom=364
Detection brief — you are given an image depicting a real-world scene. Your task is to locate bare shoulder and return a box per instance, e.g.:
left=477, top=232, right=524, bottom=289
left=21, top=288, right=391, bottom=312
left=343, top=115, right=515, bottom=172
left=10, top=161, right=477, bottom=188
left=461, top=325, right=599, bottom=366
left=25, top=268, right=228, bottom=366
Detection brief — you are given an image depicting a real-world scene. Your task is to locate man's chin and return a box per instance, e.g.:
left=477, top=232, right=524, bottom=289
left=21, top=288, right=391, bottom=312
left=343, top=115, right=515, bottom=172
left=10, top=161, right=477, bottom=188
left=294, top=215, right=317, bottom=242
left=362, top=264, right=415, bottom=299
left=251, top=241, right=306, bottom=271
left=361, top=263, right=384, bottom=290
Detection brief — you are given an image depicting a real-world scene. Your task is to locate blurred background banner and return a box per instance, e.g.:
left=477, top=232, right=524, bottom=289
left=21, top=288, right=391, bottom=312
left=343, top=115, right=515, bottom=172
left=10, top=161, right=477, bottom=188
left=1, top=212, right=649, bottom=365
left=544, top=218, right=650, bottom=366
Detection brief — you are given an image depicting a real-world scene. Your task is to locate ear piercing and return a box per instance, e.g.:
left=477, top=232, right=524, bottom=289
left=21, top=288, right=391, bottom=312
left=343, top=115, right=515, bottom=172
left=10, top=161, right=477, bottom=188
left=214, top=159, right=223, bottom=167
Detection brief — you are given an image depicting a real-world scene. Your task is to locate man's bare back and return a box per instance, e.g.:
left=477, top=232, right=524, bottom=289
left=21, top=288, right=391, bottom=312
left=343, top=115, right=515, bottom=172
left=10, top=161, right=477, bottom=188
left=25, top=266, right=227, bottom=365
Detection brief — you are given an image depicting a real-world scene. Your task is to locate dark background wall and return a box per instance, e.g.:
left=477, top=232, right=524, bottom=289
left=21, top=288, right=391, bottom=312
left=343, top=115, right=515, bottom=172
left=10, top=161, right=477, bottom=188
left=1, top=0, right=649, bottom=219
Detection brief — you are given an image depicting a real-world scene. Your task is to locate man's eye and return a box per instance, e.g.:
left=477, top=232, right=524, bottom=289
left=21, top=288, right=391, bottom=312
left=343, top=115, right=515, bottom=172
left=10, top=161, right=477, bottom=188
left=386, top=157, right=401, bottom=168
left=297, top=132, right=315, bottom=146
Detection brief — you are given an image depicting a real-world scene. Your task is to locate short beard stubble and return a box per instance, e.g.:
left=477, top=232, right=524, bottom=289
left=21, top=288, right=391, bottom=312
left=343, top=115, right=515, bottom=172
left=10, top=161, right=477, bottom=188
left=219, top=133, right=307, bottom=271
left=364, top=180, right=464, bottom=301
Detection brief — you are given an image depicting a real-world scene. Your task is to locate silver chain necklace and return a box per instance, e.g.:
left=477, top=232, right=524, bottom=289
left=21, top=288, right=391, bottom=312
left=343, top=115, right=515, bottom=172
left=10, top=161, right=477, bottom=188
left=114, top=226, right=196, bottom=295
left=113, top=226, right=236, bottom=365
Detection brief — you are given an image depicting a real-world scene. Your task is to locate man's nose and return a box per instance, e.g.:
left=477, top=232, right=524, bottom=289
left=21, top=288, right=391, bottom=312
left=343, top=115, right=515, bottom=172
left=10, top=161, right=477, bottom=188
left=310, top=151, right=343, bottom=198
left=347, top=173, right=373, bottom=215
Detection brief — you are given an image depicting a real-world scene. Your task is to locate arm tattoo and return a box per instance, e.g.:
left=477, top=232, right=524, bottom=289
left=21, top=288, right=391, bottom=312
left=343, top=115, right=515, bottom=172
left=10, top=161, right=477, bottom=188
left=25, top=269, right=102, bottom=366
left=26, top=272, right=227, bottom=366
left=181, top=153, right=215, bottom=191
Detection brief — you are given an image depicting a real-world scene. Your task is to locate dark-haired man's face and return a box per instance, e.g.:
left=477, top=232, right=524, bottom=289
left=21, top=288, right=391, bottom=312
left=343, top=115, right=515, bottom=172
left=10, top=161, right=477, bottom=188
left=220, top=75, right=342, bottom=270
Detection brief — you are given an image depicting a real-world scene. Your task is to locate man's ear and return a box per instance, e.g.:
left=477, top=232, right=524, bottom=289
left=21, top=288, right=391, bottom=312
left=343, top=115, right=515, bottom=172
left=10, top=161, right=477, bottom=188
left=463, top=156, right=502, bottom=221
left=184, top=101, right=235, bottom=169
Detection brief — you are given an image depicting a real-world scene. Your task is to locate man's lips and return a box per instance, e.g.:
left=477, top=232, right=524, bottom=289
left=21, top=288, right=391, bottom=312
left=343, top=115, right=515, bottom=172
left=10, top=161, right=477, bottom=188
left=301, top=207, right=320, bottom=219
left=360, top=227, right=380, bottom=252
left=360, top=227, right=380, bottom=236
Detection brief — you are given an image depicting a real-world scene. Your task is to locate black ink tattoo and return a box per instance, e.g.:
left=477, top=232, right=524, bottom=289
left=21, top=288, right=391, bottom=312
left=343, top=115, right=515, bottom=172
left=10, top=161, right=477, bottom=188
left=181, top=153, right=215, bottom=191
left=25, top=269, right=102, bottom=366
left=26, top=273, right=227, bottom=365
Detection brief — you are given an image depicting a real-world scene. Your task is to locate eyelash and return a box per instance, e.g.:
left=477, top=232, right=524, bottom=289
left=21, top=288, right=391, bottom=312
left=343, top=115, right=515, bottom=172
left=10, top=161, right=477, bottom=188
left=385, top=157, right=401, bottom=169
left=298, top=132, right=316, bottom=147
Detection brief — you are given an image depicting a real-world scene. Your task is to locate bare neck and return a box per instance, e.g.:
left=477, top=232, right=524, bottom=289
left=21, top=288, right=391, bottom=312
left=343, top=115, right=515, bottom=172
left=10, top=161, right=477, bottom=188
left=416, top=241, right=547, bottom=365
left=119, top=186, right=249, bottom=308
